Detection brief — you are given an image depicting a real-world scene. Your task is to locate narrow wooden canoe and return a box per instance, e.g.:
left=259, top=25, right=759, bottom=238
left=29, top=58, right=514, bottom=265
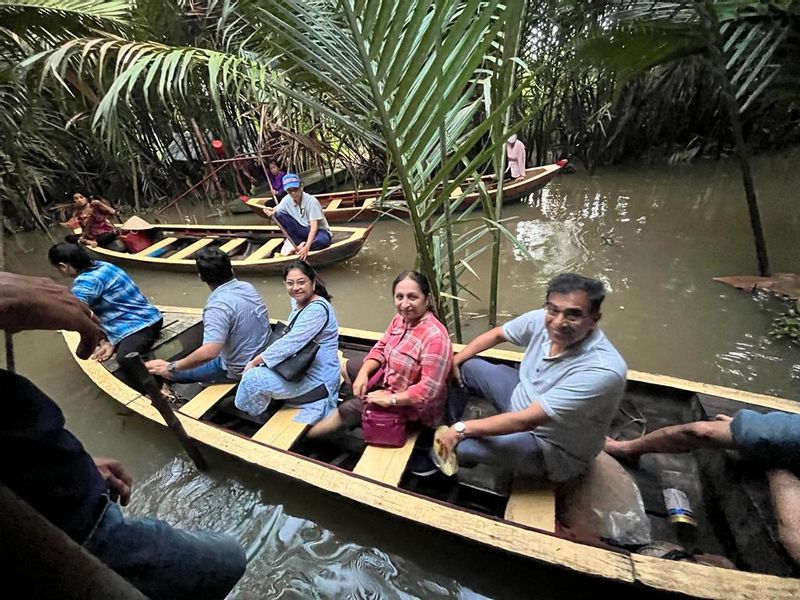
left=80, top=222, right=373, bottom=274
left=246, top=163, right=565, bottom=223
left=63, top=308, right=800, bottom=599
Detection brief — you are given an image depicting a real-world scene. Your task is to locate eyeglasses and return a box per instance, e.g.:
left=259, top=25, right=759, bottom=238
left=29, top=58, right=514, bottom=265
left=543, top=303, right=590, bottom=324
left=285, top=278, right=310, bottom=288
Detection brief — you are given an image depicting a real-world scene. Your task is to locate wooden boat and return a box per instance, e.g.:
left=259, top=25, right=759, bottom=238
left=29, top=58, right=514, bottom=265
left=62, top=309, right=800, bottom=599
left=245, top=163, right=566, bottom=223
left=79, top=222, right=373, bottom=274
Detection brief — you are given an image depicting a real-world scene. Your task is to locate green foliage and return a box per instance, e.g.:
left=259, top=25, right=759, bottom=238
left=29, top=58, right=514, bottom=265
left=769, top=304, right=800, bottom=343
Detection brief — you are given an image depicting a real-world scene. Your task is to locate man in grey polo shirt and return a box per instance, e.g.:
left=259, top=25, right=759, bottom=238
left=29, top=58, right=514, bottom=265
left=436, top=273, right=627, bottom=481
left=146, top=247, right=270, bottom=384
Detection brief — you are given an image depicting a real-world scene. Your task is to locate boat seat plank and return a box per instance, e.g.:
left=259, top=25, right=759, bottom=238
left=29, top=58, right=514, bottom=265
left=251, top=407, right=307, bottom=449
left=218, top=238, right=247, bottom=254
left=326, top=199, right=342, bottom=211
left=352, top=431, right=419, bottom=486
left=362, top=197, right=377, bottom=208
left=504, top=478, right=556, bottom=532
left=167, top=238, right=215, bottom=261
left=243, top=237, right=284, bottom=262
left=135, top=237, right=178, bottom=256
left=450, top=186, right=463, bottom=198
left=178, top=384, right=236, bottom=419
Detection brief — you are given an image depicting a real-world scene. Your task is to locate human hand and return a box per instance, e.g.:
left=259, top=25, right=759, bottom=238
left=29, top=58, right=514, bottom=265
left=91, top=339, right=114, bottom=362
left=352, top=372, right=369, bottom=398
left=365, top=389, right=393, bottom=407
left=146, top=358, right=170, bottom=378
left=435, top=426, right=460, bottom=458
left=244, top=355, right=264, bottom=373
left=0, top=272, right=102, bottom=359
left=94, top=457, right=133, bottom=506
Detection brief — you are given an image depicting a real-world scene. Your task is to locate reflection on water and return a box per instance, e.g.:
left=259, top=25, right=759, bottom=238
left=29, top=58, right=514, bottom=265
left=6, top=151, right=800, bottom=597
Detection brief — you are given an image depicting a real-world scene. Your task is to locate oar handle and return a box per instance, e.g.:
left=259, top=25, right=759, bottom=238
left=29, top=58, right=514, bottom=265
left=124, top=352, right=208, bottom=471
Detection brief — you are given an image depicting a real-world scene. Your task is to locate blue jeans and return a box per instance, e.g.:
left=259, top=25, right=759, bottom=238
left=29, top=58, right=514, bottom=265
left=731, top=409, right=800, bottom=470
left=274, top=211, right=332, bottom=249
left=170, top=356, right=235, bottom=384
left=454, top=358, right=547, bottom=478
left=83, top=499, right=246, bottom=600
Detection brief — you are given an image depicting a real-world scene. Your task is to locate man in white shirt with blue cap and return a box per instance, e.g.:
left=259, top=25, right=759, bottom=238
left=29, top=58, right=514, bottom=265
left=260, top=173, right=332, bottom=260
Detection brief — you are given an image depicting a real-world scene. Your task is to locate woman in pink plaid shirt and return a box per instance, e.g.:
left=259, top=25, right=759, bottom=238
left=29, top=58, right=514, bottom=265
left=308, top=271, right=452, bottom=440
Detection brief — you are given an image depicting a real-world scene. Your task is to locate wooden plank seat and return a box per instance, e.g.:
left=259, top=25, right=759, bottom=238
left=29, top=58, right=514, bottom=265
left=503, top=478, right=556, bottom=532
left=352, top=431, right=420, bottom=486
left=135, top=236, right=178, bottom=256
left=178, top=384, right=236, bottom=419
left=167, top=238, right=215, bottom=261
left=218, top=237, right=247, bottom=254
left=326, top=199, right=342, bottom=211
left=251, top=407, right=307, bottom=450
left=361, top=197, right=377, bottom=208
left=242, top=238, right=284, bottom=263
left=450, top=186, right=463, bottom=198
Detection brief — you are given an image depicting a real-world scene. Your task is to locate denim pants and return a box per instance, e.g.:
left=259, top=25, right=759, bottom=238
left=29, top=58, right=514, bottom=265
left=83, top=499, right=246, bottom=600
left=274, top=211, right=332, bottom=249
left=170, top=356, right=234, bottom=384
left=454, top=358, right=547, bottom=478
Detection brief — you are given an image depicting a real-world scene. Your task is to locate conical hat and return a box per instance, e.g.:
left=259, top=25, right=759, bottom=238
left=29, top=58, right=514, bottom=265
left=120, top=216, right=154, bottom=231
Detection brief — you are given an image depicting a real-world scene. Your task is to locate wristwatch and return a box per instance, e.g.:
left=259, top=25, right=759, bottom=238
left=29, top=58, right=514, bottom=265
left=167, top=361, right=177, bottom=375
left=454, top=421, right=467, bottom=439
left=391, top=393, right=398, bottom=406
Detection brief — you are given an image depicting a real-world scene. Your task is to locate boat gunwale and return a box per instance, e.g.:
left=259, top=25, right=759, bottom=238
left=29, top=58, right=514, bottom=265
left=60, top=309, right=800, bottom=599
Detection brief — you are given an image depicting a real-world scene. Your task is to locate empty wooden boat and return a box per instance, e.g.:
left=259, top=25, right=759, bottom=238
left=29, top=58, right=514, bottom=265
left=79, top=222, right=373, bottom=274
left=62, top=308, right=800, bottom=599
left=246, top=163, right=566, bottom=223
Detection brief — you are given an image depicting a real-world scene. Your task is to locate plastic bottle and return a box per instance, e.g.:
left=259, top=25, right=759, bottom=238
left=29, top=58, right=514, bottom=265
left=660, top=469, right=698, bottom=545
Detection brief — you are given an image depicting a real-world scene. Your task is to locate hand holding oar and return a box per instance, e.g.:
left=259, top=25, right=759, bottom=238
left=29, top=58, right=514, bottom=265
left=124, top=352, right=208, bottom=471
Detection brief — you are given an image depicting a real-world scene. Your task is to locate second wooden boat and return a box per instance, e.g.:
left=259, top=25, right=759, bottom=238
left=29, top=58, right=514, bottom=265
left=245, top=163, right=566, bottom=223
left=63, top=308, right=800, bottom=599
left=81, top=222, right=373, bottom=274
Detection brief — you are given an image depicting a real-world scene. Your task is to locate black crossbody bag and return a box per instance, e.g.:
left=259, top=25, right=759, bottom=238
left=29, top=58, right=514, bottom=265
left=265, top=300, right=330, bottom=382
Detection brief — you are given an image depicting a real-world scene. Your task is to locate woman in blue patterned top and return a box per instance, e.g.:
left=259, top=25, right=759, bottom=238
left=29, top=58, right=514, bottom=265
left=48, top=241, right=162, bottom=393
left=235, top=260, right=340, bottom=424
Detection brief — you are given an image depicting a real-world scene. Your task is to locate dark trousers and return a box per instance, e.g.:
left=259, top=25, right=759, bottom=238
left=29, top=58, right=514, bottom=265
left=115, top=319, right=163, bottom=394
left=273, top=211, right=332, bottom=249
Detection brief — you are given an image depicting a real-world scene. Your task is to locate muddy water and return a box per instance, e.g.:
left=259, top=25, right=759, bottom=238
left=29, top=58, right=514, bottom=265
left=6, top=149, right=800, bottom=597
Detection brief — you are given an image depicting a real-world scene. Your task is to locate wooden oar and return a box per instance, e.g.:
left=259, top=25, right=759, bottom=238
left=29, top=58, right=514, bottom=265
left=125, top=352, right=208, bottom=471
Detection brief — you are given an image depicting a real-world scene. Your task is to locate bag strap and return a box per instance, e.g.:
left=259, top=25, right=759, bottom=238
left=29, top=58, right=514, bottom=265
left=285, top=299, right=330, bottom=339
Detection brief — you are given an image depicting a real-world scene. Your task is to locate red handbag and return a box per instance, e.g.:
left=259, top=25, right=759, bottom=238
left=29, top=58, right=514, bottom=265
left=361, top=404, right=408, bottom=448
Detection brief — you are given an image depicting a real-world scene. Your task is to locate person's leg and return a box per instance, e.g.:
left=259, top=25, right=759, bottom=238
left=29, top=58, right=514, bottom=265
left=234, top=366, right=274, bottom=416
left=169, top=356, right=232, bottom=384
left=115, top=319, right=163, bottom=393
left=273, top=210, right=309, bottom=246
left=84, top=502, right=246, bottom=600
left=307, top=397, right=362, bottom=438
left=309, top=228, right=332, bottom=250
left=604, top=415, right=734, bottom=462
left=767, top=468, right=800, bottom=566
left=456, top=431, right=547, bottom=478
left=450, top=358, right=520, bottom=419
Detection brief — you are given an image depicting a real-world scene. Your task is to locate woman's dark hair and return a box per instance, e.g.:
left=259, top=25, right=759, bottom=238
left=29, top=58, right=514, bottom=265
left=196, top=247, right=234, bottom=286
left=546, top=273, right=606, bottom=313
left=282, top=260, right=332, bottom=301
left=48, top=241, right=93, bottom=271
left=392, top=270, right=437, bottom=315
left=269, top=159, right=280, bottom=168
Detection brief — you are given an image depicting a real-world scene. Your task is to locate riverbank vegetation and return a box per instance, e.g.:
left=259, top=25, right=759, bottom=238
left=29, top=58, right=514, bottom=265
left=1, top=0, right=799, bottom=331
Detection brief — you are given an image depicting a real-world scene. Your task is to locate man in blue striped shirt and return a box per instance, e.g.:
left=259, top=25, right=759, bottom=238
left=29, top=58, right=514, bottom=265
left=49, top=242, right=162, bottom=392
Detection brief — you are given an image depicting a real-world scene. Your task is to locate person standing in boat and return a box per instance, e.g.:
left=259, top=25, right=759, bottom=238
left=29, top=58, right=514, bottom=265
left=234, top=260, right=340, bottom=425
left=259, top=173, right=332, bottom=260
left=79, top=195, right=120, bottom=249
left=268, top=159, right=286, bottom=199
left=436, top=273, right=627, bottom=482
left=0, top=271, right=247, bottom=599
left=48, top=241, right=163, bottom=394
left=145, top=247, right=270, bottom=385
left=307, top=271, right=452, bottom=463
left=505, top=134, right=527, bottom=182
left=605, top=411, right=800, bottom=565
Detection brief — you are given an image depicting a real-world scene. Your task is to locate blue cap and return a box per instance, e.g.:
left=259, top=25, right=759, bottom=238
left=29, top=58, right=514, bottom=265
left=282, top=173, right=301, bottom=190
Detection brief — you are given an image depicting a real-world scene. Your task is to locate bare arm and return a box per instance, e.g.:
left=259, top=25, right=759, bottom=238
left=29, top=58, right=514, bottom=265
left=768, top=468, right=800, bottom=565
left=146, top=342, right=223, bottom=378
left=451, top=326, right=507, bottom=385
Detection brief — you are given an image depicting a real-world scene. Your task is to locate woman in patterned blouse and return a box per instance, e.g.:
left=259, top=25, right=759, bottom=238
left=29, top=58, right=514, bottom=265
left=308, top=270, right=452, bottom=440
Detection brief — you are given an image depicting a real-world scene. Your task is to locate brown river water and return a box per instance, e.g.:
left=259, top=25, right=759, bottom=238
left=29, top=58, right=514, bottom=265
left=5, top=149, right=800, bottom=598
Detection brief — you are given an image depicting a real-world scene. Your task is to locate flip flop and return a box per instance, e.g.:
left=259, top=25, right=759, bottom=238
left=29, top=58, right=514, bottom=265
left=432, top=425, right=459, bottom=476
